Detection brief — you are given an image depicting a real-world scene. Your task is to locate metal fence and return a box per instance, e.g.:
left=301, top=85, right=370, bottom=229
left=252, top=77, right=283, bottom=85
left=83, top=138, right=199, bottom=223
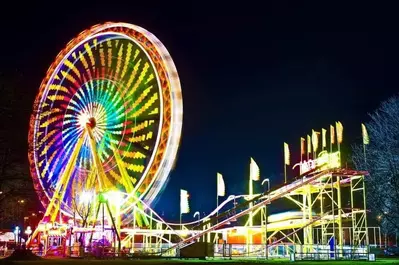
left=213, top=243, right=370, bottom=260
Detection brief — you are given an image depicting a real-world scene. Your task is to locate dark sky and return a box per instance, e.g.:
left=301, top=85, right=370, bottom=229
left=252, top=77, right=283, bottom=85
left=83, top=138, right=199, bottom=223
left=1, top=2, right=398, bottom=220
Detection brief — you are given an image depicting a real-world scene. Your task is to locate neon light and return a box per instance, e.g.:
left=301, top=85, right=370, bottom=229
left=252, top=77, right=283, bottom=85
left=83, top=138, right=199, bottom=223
left=293, top=151, right=341, bottom=175
left=28, top=22, right=183, bottom=228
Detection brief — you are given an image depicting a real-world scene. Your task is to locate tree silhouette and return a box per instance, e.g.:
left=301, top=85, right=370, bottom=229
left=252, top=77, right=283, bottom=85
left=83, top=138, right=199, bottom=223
left=0, top=70, right=37, bottom=228
left=352, top=95, right=399, bottom=236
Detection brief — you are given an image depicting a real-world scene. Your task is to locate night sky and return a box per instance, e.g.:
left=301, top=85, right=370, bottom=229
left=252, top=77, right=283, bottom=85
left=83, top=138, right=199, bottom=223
left=1, top=3, right=398, bottom=221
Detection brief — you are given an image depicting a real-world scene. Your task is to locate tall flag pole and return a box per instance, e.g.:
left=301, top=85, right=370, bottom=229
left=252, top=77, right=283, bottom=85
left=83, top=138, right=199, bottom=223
left=249, top=158, right=260, bottom=222
left=336, top=121, right=343, bottom=153
left=248, top=158, right=260, bottom=247
left=216, top=173, right=225, bottom=222
left=284, top=143, right=290, bottom=183
left=362, top=123, right=369, bottom=165
left=180, top=189, right=190, bottom=230
left=330, top=124, right=335, bottom=153
left=322, top=128, right=327, bottom=150
left=300, top=137, right=305, bottom=163
left=307, top=134, right=311, bottom=160
left=312, top=130, right=319, bottom=158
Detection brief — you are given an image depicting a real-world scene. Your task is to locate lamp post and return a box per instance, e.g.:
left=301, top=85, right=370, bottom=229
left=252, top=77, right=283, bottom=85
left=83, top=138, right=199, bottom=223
left=194, top=212, right=200, bottom=242
left=25, top=226, right=32, bottom=247
left=14, top=226, right=20, bottom=247
left=193, top=211, right=200, bottom=222
left=261, top=178, right=270, bottom=259
left=67, top=219, right=74, bottom=256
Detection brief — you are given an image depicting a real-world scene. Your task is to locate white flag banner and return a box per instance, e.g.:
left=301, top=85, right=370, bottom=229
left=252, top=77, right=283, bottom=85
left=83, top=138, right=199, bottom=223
left=217, top=173, right=225, bottom=196
left=250, top=157, right=260, bottom=181
left=180, top=189, right=190, bottom=214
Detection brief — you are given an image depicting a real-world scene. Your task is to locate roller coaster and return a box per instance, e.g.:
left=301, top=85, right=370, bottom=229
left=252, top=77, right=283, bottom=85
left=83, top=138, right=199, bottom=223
left=32, top=160, right=378, bottom=260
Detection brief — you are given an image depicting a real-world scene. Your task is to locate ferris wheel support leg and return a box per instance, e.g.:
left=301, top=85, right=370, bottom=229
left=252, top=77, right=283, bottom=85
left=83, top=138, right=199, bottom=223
left=111, top=142, right=149, bottom=228
left=105, top=201, right=121, bottom=252
left=48, top=133, right=86, bottom=223
left=50, top=135, right=86, bottom=223
left=89, top=200, right=102, bottom=245
left=26, top=226, right=42, bottom=247
left=28, top=133, right=86, bottom=248
left=86, top=125, right=108, bottom=190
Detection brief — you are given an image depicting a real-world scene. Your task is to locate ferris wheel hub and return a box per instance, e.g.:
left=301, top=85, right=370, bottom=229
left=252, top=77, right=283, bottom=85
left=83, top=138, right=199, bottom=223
left=87, top=117, right=96, bottom=128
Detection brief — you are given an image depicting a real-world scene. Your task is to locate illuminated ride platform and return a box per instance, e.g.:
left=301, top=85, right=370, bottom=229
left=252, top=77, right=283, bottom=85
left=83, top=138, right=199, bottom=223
left=29, top=166, right=376, bottom=260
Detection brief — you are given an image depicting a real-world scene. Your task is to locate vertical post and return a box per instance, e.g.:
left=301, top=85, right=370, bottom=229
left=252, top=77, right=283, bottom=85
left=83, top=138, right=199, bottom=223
left=307, top=185, right=313, bottom=252
left=337, top=176, right=343, bottom=257
left=248, top=174, right=253, bottom=254
left=331, top=176, right=336, bottom=258
left=150, top=210, right=153, bottom=251
left=203, top=219, right=205, bottom=242
left=362, top=175, right=370, bottom=251
left=102, top=202, right=105, bottom=256
left=207, top=223, right=211, bottom=243
left=284, top=164, right=287, bottom=184
left=265, top=204, right=268, bottom=259
left=261, top=179, right=270, bottom=259
left=320, top=188, right=325, bottom=244
left=180, top=212, right=182, bottom=231
left=363, top=144, right=367, bottom=165
left=216, top=195, right=219, bottom=224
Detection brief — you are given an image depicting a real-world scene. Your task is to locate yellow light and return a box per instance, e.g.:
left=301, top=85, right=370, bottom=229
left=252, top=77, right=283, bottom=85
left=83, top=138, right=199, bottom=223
left=322, top=128, right=327, bottom=149
left=336, top=121, right=343, bottom=144
left=80, top=191, right=94, bottom=205
left=330, top=125, right=335, bottom=144
left=362, top=123, right=369, bottom=145
left=284, top=143, right=290, bottom=165
left=104, top=190, right=124, bottom=207
left=312, top=130, right=319, bottom=153
left=236, top=227, right=247, bottom=235
left=250, top=158, right=260, bottom=181
left=293, top=151, right=341, bottom=175
left=78, top=112, right=90, bottom=129
left=217, top=173, right=225, bottom=196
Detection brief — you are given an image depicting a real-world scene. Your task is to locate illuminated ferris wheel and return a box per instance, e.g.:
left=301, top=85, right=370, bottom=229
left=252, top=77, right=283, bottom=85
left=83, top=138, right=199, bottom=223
left=28, top=22, right=183, bottom=226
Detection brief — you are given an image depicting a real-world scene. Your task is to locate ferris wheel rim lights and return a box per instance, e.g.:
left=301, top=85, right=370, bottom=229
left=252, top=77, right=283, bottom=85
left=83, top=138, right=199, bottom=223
left=28, top=22, right=183, bottom=219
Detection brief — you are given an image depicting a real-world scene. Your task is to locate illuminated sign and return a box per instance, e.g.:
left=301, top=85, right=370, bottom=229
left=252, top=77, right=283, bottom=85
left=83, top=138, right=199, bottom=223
left=293, top=151, right=340, bottom=175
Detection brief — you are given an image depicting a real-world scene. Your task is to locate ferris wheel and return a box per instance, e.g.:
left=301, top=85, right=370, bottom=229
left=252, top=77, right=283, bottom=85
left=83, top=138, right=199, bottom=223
left=28, top=22, right=183, bottom=226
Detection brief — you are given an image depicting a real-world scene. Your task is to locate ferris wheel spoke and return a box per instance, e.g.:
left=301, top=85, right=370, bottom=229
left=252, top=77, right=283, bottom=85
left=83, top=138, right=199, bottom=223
left=109, top=141, right=136, bottom=193
left=63, top=59, right=82, bottom=83
left=30, top=23, right=182, bottom=230
left=129, top=142, right=152, bottom=156
left=121, top=61, right=141, bottom=99
left=120, top=44, right=133, bottom=80
left=43, top=132, right=86, bottom=222
left=132, top=113, right=160, bottom=124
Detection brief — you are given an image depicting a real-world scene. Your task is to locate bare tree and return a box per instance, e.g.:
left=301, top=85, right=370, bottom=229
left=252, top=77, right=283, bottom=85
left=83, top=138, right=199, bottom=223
left=352, top=95, right=399, bottom=235
left=71, top=192, right=94, bottom=228
left=0, top=70, right=38, bottom=228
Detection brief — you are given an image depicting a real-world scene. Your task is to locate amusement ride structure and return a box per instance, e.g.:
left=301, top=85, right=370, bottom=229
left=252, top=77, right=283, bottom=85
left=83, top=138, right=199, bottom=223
left=26, top=22, right=379, bottom=259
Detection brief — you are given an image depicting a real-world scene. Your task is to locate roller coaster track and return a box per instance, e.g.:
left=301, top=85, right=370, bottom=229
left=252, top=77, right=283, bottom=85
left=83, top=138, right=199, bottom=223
left=168, top=169, right=367, bottom=252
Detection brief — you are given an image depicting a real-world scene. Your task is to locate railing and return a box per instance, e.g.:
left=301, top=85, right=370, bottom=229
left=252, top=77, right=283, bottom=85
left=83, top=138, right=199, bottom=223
left=212, top=243, right=369, bottom=260
left=64, top=243, right=177, bottom=259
